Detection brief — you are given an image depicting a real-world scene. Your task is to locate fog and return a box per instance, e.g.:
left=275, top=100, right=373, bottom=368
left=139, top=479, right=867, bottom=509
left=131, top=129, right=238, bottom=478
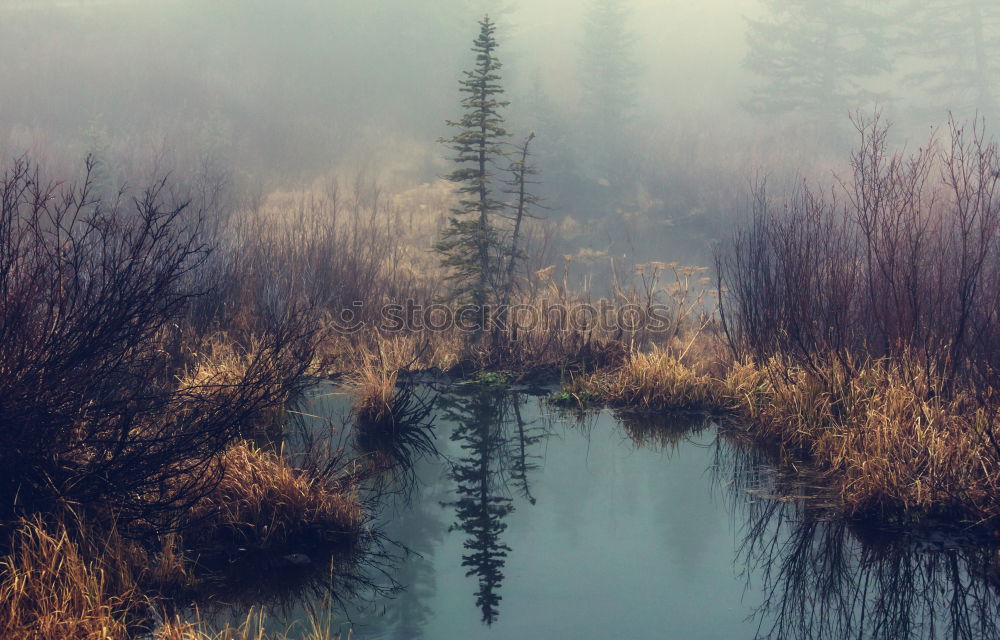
left=1, top=0, right=998, bottom=266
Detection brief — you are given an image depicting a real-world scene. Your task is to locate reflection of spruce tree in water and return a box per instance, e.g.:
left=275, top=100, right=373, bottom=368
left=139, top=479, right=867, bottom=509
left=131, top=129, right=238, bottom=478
left=441, top=388, right=512, bottom=625
left=439, top=388, right=546, bottom=625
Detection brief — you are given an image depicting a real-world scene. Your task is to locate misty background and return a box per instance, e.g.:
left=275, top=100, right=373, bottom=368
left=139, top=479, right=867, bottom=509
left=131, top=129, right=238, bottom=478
left=1, top=0, right=996, bottom=269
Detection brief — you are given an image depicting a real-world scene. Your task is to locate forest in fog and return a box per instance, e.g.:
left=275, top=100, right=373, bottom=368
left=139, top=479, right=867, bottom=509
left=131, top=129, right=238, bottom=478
left=2, top=0, right=998, bottom=269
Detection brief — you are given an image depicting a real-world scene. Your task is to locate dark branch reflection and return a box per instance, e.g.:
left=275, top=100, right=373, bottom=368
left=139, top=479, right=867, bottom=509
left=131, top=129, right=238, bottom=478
left=713, top=430, right=1000, bottom=640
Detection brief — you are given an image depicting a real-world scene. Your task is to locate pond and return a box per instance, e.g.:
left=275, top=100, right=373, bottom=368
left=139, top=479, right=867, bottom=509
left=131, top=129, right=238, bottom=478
left=259, top=382, right=1000, bottom=640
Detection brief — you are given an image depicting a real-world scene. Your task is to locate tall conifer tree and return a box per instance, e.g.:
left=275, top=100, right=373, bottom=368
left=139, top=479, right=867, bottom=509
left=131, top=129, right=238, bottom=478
left=436, top=15, right=511, bottom=325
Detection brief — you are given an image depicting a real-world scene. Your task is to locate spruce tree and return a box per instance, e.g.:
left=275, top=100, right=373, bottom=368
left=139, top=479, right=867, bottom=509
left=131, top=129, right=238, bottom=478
left=435, top=15, right=511, bottom=327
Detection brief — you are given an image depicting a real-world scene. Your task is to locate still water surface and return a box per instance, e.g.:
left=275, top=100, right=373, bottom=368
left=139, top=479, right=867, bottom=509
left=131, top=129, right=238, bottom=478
left=270, top=382, right=1000, bottom=640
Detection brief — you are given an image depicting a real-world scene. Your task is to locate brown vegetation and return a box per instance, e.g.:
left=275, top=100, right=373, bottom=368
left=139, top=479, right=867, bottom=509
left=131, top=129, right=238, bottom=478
left=564, top=345, right=720, bottom=413
left=0, top=157, right=365, bottom=635
left=0, top=439, right=366, bottom=639
left=0, top=157, right=318, bottom=535
left=568, top=338, right=1000, bottom=525
left=155, top=609, right=342, bottom=640
left=13, top=110, right=1000, bottom=636
left=0, top=154, right=645, bottom=638
left=718, top=114, right=1000, bottom=397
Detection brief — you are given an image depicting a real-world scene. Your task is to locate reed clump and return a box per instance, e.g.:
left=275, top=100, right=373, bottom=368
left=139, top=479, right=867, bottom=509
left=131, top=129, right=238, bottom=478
left=721, top=355, right=1000, bottom=522
left=569, top=345, right=722, bottom=413
left=0, top=518, right=137, bottom=640
left=345, top=339, right=416, bottom=425
left=148, top=534, right=199, bottom=599
left=183, top=442, right=363, bottom=554
left=0, top=515, right=343, bottom=640
left=155, top=609, right=344, bottom=640
left=0, top=441, right=367, bottom=639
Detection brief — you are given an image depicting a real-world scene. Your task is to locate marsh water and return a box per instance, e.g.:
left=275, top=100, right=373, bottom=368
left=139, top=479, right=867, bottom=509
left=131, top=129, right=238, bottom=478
left=252, top=382, right=1000, bottom=640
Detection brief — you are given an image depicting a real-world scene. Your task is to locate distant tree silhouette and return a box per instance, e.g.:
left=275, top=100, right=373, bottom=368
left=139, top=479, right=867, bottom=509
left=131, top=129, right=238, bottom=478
left=579, top=0, right=638, bottom=133
left=744, top=0, right=891, bottom=124
left=519, top=77, right=578, bottom=198
left=577, top=0, right=639, bottom=183
left=900, top=0, right=1000, bottom=122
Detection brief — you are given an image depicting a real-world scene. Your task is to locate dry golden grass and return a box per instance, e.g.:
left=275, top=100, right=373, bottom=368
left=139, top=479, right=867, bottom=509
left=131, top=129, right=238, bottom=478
left=148, top=534, right=198, bottom=598
left=173, top=334, right=293, bottom=439
left=178, top=336, right=250, bottom=389
left=721, top=355, right=1000, bottom=522
left=0, top=518, right=137, bottom=640
left=316, top=295, right=635, bottom=380
left=344, top=339, right=415, bottom=424
left=178, top=335, right=287, bottom=398
left=585, top=346, right=722, bottom=412
left=184, top=442, right=362, bottom=552
left=156, top=609, right=342, bottom=640
left=0, top=517, right=340, bottom=639
left=558, top=335, right=1000, bottom=524
left=0, top=441, right=364, bottom=640
left=351, top=362, right=398, bottom=426
left=0, top=322, right=366, bottom=639
left=562, top=329, right=725, bottom=413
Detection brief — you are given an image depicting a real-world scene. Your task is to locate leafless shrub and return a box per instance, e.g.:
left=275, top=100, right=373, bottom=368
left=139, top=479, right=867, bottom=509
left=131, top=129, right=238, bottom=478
left=0, top=156, right=315, bottom=535
left=718, top=113, right=1000, bottom=397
